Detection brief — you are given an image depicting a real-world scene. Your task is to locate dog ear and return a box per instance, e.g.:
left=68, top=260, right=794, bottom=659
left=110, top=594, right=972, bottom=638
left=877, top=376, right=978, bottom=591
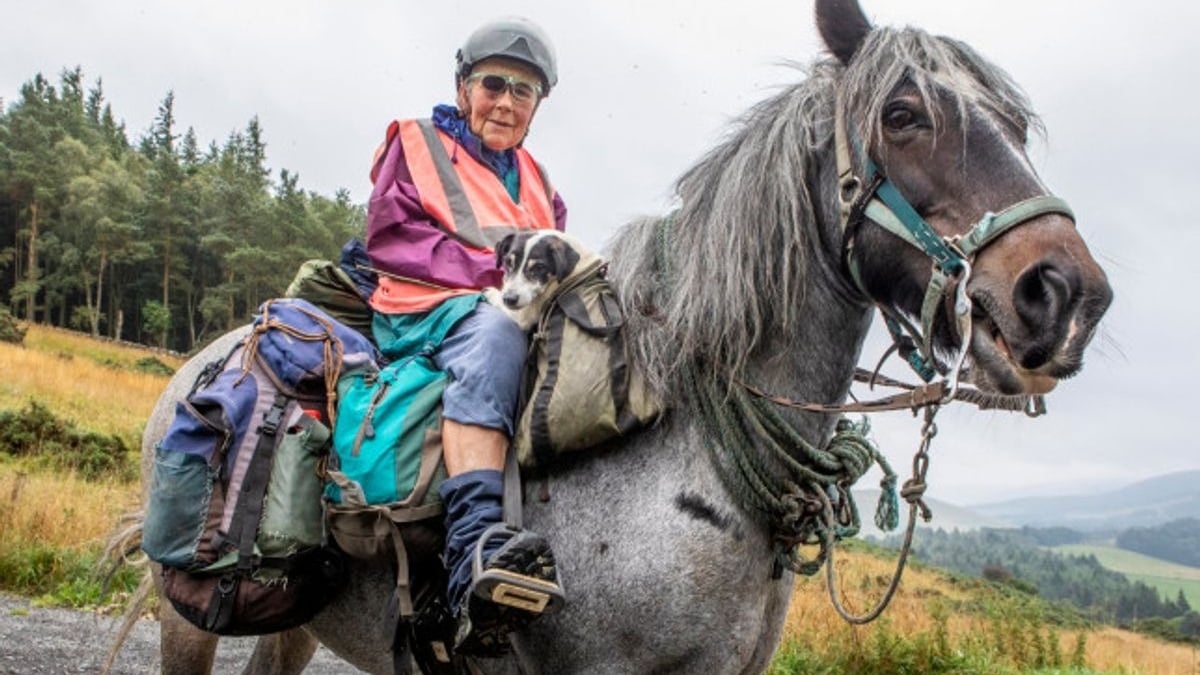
left=548, top=237, right=581, bottom=280
left=494, top=234, right=516, bottom=270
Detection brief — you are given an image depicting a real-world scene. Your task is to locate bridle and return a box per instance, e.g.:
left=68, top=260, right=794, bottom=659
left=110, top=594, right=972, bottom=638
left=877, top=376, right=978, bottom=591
left=833, top=92, right=1075, bottom=404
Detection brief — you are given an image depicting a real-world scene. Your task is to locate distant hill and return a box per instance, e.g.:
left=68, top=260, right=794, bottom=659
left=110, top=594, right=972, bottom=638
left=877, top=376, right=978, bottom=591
left=852, top=488, right=1007, bottom=540
left=968, top=470, right=1200, bottom=532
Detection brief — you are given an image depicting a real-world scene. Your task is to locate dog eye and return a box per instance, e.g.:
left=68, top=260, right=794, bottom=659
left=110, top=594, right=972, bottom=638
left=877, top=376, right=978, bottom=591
left=526, top=262, right=545, bottom=275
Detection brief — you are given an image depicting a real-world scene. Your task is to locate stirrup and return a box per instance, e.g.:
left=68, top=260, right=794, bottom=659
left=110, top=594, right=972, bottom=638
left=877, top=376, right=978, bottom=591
left=469, top=523, right=565, bottom=615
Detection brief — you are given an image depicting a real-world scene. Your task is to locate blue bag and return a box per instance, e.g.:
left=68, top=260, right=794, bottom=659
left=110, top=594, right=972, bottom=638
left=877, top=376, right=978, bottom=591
left=142, top=298, right=375, bottom=635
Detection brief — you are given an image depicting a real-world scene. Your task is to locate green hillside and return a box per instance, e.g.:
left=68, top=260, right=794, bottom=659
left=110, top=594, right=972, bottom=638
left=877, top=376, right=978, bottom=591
left=1053, top=544, right=1200, bottom=609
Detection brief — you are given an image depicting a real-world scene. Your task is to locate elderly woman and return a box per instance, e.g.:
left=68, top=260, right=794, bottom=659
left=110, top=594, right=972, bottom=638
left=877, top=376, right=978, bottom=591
left=364, top=17, right=566, bottom=656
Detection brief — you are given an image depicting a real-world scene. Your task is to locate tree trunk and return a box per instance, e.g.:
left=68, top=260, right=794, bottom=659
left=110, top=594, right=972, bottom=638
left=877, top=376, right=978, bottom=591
left=25, top=201, right=38, bottom=322
left=161, top=223, right=171, bottom=311
left=226, top=269, right=235, bottom=330
left=82, top=274, right=96, bottom=334
left=92, top=250, right=107, bottom=336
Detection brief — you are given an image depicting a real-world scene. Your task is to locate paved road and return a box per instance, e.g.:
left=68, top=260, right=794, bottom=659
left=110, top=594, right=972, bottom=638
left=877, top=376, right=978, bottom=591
left=0, top=593, right=356, bottom=674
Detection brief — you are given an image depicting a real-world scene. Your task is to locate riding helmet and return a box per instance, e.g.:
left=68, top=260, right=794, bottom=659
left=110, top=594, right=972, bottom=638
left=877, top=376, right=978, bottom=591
left=456, top=17, right=558, bottom=94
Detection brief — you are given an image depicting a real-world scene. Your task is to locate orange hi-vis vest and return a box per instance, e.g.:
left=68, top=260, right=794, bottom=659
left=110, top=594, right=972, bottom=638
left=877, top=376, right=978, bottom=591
left=370, top=118, right=558, bottom=314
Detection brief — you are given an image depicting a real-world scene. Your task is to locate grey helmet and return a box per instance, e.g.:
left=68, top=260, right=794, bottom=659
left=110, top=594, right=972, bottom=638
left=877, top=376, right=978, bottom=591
left=456, top=17, right=558, bottom=94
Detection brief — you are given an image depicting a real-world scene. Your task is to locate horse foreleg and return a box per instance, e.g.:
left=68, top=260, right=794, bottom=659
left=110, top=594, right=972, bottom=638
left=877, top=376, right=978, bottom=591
left=242, top=628, right=319, bottom=675
left=159, top=598, right=219, bottom=675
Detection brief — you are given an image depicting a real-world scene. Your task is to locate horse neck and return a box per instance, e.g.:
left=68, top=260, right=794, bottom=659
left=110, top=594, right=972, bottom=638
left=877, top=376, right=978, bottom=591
left=741, top=254, right=873, bottom=444
left=739, top=146, right=873, bottom=441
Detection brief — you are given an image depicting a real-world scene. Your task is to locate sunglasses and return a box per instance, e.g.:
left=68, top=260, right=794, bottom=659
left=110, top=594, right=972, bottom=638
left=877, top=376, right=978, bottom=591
left=467, top=73, right=543, bottom=104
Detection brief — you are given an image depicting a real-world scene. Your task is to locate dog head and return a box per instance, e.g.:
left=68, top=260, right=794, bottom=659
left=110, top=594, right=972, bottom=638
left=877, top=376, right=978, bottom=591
left=493, top=231, right=584, bottom=310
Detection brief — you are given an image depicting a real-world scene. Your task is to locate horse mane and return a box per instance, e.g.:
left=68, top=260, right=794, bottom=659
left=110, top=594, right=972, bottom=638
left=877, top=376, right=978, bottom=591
left=607, top=25, right=1040, bottom=405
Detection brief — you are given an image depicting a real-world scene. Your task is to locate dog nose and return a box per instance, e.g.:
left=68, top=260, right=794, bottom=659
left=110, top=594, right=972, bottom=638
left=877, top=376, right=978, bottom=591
left=503, top=292, right=521, bottom=308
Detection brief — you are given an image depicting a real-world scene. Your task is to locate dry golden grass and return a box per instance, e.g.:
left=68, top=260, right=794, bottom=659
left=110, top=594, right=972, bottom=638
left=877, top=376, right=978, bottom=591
left=0, top=325, right=182, bottom=441
left=0, top=466, right=139, bottom=550
left=1082, top=628, right=1199, bottom=675
left=779, top=544, right=1200, bottom=675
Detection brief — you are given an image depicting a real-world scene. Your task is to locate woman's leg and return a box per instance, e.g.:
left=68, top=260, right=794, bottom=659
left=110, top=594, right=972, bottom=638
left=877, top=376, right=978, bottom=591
left=434, top=304, right=562, bottom=656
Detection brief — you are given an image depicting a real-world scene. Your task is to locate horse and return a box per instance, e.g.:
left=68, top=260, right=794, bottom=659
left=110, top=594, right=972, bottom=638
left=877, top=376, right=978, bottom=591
left=118, top=0, right=1113, bottom=672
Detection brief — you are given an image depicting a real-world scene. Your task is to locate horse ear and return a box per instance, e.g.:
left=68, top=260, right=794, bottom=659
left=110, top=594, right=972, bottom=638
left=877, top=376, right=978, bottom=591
left=815, top=0, right=873, bottom=65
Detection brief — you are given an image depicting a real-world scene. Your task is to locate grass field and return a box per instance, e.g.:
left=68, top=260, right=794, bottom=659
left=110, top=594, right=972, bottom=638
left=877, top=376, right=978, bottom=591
left=776, top=542, right=1200, bottom=674
left=1054, top=543, right=1200, bottom=609
left=0, top=325, right=183, bottom=445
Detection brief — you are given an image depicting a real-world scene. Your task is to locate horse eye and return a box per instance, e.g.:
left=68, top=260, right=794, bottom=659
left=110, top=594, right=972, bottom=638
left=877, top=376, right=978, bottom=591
left=883, top=104, right=920, bottom=131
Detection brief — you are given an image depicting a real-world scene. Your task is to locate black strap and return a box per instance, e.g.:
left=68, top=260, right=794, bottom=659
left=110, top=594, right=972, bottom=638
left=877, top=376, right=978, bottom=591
left=190, top=340, right=244, bottom=396
left=502, top=435, right=523, bottom=530
left=205, top=392, right=289, bottom=631
left=224, top=392, right=289, bottom=562
left=558, top=289, right=623, bottom=336
left=529, top=306, right=567, bottom=466
left=599, top=291, right=638, bottom=434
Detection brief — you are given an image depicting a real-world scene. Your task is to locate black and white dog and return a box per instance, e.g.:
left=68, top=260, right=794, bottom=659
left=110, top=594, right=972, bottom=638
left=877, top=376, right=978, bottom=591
left=486, top=231, right=601, bottom=330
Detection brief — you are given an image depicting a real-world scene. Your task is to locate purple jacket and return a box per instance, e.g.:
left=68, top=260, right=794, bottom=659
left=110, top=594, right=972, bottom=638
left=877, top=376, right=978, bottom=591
left=365, top=117, right=568, bottom=294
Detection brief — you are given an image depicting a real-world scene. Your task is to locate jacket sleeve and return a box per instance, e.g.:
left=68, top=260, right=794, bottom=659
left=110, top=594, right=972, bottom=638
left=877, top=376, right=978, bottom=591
left=365, top=124, right=504, bottom=290
left=552, top=190, right=568, bottom=232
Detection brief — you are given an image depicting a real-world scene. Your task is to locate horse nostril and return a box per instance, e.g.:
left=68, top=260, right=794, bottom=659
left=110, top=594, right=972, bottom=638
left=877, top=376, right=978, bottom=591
left=1011, top=262, right=1078, bottom=368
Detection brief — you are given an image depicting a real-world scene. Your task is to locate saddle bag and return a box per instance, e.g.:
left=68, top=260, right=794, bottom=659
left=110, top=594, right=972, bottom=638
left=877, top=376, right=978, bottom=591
left=513, top=260, right=662, bottom=470
left=142, top=298, right=375, bottom=635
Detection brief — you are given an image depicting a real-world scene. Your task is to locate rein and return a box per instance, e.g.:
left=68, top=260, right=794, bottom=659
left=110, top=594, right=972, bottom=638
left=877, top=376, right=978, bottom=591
left=737, top=369, right=1041, bottom=624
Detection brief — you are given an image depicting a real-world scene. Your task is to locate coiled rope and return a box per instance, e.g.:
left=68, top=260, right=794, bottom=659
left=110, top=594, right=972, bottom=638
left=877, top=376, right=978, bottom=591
left=683, top=364, right=900, bottom=578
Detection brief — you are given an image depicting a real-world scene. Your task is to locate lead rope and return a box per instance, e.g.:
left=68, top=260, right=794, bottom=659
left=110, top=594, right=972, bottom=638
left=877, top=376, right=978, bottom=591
left=683, top=364, right=902, bottom=580
left=824, top=403, right=937, bottom=623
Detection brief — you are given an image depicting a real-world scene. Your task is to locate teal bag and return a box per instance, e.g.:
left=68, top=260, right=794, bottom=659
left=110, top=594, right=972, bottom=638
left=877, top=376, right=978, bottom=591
left=325, top=353, right=446, bottom=506
left=325, top=293, right=481, bottom=508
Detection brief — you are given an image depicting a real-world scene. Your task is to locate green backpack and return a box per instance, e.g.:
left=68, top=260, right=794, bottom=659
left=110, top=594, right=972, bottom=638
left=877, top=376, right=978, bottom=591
left=513, top=260, right=663, bottom=470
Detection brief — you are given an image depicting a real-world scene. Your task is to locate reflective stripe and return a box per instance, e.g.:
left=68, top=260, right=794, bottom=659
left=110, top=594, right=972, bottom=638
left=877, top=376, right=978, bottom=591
left=416, top=119, right=486, bottom=247
left=397, top=118, right=557, bottom=251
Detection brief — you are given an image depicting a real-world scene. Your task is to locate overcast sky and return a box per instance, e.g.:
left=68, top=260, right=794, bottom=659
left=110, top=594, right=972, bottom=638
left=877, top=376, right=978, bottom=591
left=4, top=1, right=1197, bottom=505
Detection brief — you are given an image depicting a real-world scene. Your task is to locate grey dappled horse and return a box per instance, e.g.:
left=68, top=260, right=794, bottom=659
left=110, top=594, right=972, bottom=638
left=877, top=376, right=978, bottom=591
left=134, top=1, right=1113, bottom=673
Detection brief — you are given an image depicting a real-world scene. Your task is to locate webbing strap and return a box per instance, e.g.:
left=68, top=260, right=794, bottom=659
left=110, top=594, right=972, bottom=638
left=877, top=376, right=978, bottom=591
left=224, top=392, right=289, bottom=562
left=870, top=168, right=964, bottom=273
left=503, top=434, right=523, bottom=530
left=957, top=195, right=1075, bottom=256
left=204, top=392, right=289, bottom=631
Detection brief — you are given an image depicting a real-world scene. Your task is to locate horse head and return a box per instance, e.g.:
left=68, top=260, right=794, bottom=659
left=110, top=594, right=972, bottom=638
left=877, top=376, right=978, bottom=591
left=816, top=0, right=1113, bottom=396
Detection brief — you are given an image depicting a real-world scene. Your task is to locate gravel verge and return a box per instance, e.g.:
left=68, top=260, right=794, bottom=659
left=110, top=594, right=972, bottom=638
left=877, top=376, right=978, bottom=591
left=0, top=593, right=355, bottom=674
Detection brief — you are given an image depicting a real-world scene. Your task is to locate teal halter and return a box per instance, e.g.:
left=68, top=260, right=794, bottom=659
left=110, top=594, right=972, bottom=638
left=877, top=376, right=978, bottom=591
left=833, top=94, right=1075, bottom=398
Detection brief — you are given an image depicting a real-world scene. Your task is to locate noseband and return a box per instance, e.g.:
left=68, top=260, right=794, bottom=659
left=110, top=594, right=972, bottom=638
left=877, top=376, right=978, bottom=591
left=833, top=94, right=1074, bottom=400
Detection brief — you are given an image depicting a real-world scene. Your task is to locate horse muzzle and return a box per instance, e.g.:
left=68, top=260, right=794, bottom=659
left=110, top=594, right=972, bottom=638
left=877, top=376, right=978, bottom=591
left=964, top=241, right=1113, bottom=396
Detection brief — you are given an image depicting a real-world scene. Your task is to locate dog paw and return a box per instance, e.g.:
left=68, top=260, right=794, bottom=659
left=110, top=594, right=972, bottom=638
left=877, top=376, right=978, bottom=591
left=483, top=287, right=504, bottom=307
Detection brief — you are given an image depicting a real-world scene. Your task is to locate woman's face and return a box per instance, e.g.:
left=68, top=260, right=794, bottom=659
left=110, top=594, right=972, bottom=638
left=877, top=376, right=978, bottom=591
left=457, top=57, right=544, bottom=151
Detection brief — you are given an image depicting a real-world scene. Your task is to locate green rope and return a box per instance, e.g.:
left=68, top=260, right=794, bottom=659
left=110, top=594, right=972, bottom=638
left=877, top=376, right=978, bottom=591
left=684, top=364, right=899, bottom=577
